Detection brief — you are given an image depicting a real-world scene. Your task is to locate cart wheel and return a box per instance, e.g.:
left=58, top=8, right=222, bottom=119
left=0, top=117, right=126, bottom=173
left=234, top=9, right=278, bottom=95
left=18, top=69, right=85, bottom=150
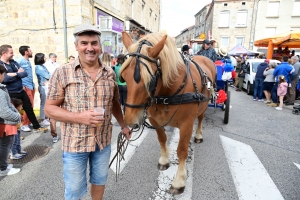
left=222, top=104, right=226, bottom=111
left=224, top=81, right=228, bottom=92
left=292, top=109, right=299, bottom=115
left=224, top=91, right=230, bottom=124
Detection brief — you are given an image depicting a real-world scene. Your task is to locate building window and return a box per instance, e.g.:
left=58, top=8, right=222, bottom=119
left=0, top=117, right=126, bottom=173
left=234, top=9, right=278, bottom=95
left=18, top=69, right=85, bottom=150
left=235, top=37, right=244, bottom=46
left=264, top=27, right=276, bottom=37
left=293, top=2, right=300, bottom=16
left=267, top=2, right=279, bottom=17
left=242, top=2, right=246, bottom=5
left=224, top=3, right=228, bottom=6
left=236, top=10, right=248, bottom=27
left=221, top=37, right=230, bottom=47
left=219, top=11, right=230, bottom=27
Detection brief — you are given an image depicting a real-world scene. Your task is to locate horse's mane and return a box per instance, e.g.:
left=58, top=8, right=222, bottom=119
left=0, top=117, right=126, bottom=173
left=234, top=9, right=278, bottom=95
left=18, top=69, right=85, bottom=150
left=121, top=32, right=184, bottom=88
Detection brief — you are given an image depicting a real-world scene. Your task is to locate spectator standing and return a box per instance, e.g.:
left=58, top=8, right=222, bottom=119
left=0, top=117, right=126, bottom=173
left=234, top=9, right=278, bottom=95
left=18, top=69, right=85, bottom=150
left=268, top=56, right=293, bottom=107
left=197, top=39, right=218, bottom=62
left=236, top=57, right=247, bottom=92
left=35, top=53, right=58, bottom=143
left=181, top=45, right=190, bottom=55
left=263, top=62, right=276, bottom=104
left=35, top=53, right=51, bottom=127
left=45, top=23, right=131, bottom=199
left=0, top=45, right=44, bottom=132
left=0, top=64, right=22, bottom=176
left=9, top=98, right=27, bottom=160
left=45, top=53, right=59, bottom=75
left=253, top=59, right=270, bottom=101
left=16, top=46, right=38, bottom=131
left=285, top=56, right=300, bottom=105
left=276, top=75, right=288, bottom=111
left=114, top=54, right=127, bottom=113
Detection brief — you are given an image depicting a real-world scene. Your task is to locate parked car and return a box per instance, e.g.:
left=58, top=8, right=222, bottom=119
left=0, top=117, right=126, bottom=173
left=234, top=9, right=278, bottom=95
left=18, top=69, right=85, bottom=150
left=242, top=59, right=281, bottom=95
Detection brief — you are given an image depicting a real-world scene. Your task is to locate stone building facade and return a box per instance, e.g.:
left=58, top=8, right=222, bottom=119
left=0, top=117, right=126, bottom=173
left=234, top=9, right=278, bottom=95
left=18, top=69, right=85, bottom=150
left=194, top=3, right=211, bottom=39
left=175, top=25, right=195, bottom=49
left=0, top=0, right=161, bottom=64
left=205, top=0, right=258, bottom=51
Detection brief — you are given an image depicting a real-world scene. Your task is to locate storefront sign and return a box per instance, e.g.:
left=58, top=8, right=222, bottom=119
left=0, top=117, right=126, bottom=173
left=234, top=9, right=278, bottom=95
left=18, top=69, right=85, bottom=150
left=96, top=10, right=124, bottom=33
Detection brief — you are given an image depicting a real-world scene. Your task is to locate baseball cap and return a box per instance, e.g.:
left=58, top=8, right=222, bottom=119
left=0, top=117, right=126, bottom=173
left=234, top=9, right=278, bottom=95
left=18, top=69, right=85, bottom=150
left=203, top=39, right=210, bottom=44
left=73, top=23, right=101, bottom=36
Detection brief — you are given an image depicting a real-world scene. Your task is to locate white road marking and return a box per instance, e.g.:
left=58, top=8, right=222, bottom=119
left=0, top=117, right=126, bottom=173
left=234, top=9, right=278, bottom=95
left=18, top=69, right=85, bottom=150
left=294, top=162, right=300, bottom=170
left=220, top=135, right=284, bottom=200
left=151, top=128, right=194, bottom=200
left=110, top=128, right=150, bottom=173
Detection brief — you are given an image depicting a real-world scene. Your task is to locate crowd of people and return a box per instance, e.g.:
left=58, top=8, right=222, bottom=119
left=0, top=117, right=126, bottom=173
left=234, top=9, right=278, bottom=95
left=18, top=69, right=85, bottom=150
left=181, top=39, right=300, bottom=111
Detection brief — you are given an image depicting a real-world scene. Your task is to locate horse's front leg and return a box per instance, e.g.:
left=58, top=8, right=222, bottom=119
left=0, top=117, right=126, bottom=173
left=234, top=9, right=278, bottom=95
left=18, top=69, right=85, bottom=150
left=194, top=112, right=204, bottom=143
left=148, top=118, right=170, bottom=170
left=170, top=123, right=193, bottom=194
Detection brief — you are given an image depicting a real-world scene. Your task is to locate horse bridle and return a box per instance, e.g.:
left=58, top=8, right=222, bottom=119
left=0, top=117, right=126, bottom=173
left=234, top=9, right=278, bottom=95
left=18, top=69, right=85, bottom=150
left=122, top=40, right=162, bottom=109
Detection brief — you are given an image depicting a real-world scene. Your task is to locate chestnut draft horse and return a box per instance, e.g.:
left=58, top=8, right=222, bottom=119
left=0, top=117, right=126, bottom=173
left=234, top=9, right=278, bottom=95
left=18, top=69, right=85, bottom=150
left=120, top=32, right=216, bottom=194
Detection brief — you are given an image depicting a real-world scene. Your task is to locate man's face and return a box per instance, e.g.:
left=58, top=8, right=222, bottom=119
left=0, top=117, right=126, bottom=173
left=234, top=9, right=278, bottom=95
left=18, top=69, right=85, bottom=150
left=75, top=34, right=101, bottom=64
left=26, top=48, right=33, bottom=58
left=50, top=55, right=57, bottom=62
left=204, top=43, right=210, bottom=50
left=291, top=58, right=297, bottom=64
left=3, top=48, right=14, bottom=60
left=0, top=73, right=5, bottom=83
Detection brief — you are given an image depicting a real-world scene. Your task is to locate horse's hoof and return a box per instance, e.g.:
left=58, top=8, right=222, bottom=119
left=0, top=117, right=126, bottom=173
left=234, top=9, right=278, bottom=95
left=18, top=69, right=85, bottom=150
left=194, top=138, right=203, bottom=143
left=170, top=186, right=185, bottom=194
left=157, top=163, right=170, bottom=170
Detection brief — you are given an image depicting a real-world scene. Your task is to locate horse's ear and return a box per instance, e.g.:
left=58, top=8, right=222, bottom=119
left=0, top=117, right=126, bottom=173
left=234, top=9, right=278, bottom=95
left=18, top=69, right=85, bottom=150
left=122, top=31, right=132, bottom=50
left=148, top=35, right=167, bottom=58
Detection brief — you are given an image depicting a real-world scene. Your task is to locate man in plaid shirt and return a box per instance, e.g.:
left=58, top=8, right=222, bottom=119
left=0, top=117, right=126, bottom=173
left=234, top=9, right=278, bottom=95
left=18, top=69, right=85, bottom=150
left=45, top=23, right=131, bottom=200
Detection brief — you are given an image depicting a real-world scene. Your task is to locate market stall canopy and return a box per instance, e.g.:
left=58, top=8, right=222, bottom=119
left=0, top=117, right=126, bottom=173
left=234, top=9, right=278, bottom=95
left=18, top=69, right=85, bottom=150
left=254, top=30, right=300, bottom=59
left=227, top=44, right=255, bottom=56
left=254, top=30, right=300, bottom=48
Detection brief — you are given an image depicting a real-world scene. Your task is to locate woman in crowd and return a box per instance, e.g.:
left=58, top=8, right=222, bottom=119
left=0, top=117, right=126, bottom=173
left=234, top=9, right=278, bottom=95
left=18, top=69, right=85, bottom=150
left=114, top=54, right=127, bottom=113
left=35, top=53, right=50, bottom=127
left=101, top=52, right=112, bottom=68
left=35, top=54, right=59, bottom=143
left=263, top=62, right=276, bottom=104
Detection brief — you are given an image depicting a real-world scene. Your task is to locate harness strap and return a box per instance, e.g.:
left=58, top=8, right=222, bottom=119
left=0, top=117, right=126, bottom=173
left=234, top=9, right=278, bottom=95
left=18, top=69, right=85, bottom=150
left=154, top=92, right=210, bottom=105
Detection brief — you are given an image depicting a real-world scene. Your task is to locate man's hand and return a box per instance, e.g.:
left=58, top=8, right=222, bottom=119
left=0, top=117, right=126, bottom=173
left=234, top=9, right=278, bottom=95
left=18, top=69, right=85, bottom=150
left=78, top=110, right=104, bottom=127
left=18, top=68, right=24, bottom=73
left=7, top=73, right=17, bottom=77
left=121, top=126, right=132, bottom=140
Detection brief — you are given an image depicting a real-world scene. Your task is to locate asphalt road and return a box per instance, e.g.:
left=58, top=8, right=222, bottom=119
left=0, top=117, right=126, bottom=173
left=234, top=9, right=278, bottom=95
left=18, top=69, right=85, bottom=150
left=0, top=87, right=299, bottom=200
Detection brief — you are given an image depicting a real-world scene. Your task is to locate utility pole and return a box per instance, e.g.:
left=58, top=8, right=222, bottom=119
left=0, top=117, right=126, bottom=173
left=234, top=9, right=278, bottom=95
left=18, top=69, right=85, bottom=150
left=62, top=0, right=68, bottom=63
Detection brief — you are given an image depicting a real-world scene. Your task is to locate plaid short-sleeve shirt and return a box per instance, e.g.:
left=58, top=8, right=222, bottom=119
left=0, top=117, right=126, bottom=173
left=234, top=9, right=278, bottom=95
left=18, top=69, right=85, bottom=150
left=47, top=58, right=119, bottom=152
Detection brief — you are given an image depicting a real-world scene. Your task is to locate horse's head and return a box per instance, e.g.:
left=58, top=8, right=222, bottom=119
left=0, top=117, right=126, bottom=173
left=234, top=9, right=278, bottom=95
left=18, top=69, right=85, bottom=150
left=120, top=32, right=167, bottom=128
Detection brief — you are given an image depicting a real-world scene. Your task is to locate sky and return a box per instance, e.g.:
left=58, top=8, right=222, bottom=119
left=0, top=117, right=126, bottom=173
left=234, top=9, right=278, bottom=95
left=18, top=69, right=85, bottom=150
left=160, top=0, right=212, bottom=37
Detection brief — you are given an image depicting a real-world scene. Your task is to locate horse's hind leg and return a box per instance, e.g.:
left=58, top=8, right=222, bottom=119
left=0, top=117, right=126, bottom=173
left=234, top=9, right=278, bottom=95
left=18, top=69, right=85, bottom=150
left=170, top=123, right=193, bottom=194
left=194, top=112, right=204, bottom=143
left=149, top=118, right=170, bottom=170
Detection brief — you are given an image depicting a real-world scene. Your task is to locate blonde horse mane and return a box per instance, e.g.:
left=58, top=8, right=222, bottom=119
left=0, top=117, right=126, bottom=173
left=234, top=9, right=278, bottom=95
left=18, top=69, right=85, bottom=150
left=120, top=32, right=184, bottom=89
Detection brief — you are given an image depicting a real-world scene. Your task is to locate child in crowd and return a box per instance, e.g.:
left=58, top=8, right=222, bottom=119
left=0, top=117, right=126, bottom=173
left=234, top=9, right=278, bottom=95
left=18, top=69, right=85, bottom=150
left=276, top=75, right=288, bottom=111
left=10, top=98, right=27, bottom=159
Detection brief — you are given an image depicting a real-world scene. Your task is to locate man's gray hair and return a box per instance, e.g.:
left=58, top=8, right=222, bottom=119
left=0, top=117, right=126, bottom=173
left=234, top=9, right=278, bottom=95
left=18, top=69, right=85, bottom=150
left=49, top=53, right=57, bottom=58
left=74, top=35, right=101, bottom=45
left=291, top=55, right=299, bottom=61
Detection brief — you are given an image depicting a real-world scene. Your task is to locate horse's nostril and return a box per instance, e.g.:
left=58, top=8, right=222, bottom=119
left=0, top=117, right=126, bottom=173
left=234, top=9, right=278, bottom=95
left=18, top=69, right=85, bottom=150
left=133, top=124, right=140, bottom=129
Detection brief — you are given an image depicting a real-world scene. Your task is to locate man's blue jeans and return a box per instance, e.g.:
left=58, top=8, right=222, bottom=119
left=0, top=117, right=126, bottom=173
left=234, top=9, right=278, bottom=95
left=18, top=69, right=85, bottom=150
left=271, top=82, right=279, bottom=103
left=253, top=78, right=265, bottom=99
left=11, top=130, right=21, bottom=155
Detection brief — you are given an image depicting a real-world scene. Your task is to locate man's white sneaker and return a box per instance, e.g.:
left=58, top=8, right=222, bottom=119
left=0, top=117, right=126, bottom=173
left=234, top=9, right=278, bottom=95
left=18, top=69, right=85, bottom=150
left=7, top=164, right=13, bottom=169
left=0, top=168, right=21, bottom=176
left=53, top=136, right=59, bottom=143
left=10, top=153, right=23, bottom=160
left=40, top=119, right=50, bottom=126
left=21, top=125, right=31, bottom=132
left=275, top=107, right=283, bottom=111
